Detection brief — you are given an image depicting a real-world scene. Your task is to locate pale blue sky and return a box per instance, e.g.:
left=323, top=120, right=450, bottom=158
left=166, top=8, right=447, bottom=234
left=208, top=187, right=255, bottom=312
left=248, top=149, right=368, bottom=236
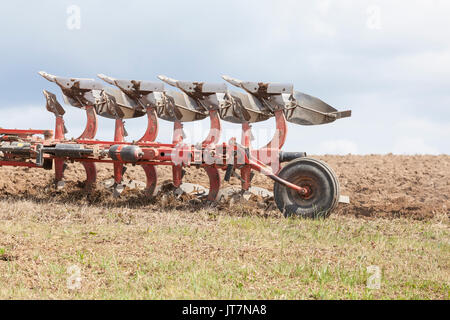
left=0, top=0, right=449, bottom=154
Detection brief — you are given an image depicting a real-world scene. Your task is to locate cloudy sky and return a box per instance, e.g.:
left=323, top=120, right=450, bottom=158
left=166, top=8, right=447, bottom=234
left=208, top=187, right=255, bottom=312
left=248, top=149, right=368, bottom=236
left=0, top=0, right=448, bottom=154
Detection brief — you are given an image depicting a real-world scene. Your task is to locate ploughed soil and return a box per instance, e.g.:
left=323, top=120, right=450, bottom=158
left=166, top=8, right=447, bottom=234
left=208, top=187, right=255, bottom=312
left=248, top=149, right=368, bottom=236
left=0, top=155, right=448, bottom=220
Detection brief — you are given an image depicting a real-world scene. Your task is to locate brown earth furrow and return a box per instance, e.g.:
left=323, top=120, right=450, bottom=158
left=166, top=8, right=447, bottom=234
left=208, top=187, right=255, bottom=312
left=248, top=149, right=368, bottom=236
left=0, top=155, right=448, bottom=220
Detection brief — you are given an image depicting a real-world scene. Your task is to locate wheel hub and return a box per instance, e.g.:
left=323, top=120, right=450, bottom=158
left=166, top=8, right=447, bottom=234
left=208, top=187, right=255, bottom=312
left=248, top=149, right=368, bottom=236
left=298, top=184, right=313, bottom=199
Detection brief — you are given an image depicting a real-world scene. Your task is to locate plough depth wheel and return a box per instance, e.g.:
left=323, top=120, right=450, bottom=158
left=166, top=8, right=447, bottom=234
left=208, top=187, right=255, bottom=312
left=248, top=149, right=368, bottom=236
left=273, top=158, right=340, bottom=218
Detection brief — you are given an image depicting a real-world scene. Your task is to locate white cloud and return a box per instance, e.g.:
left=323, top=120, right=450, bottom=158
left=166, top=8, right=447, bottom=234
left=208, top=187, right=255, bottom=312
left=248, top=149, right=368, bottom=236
left=391, top=117, right=449, bottom=154
left=393, top=137, right=440, bottom=155
left=396, top=118, right=450, bottom=137
left=317, top=139, right=358, bottom=155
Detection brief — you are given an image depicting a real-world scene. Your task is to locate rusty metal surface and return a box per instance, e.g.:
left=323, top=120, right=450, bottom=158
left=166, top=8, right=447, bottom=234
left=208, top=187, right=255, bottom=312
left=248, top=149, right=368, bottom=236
left=158, top=75, right=272, bottom=124
left=43, top=90, right=65, bottom=116
left=97, top=74, right=164, bottom=110
left=222, top=75, right=351, bottom=125
left=159, top=75, right=227, bottom=111
left=158, top=90, right=208, bottom=122
left=40, top=71, right=351, bottom=126
left=219, top=91, right=272, bottom=123
left=39, top=71, right=102, bottom=109
left=95, top=88, right=145, bottom=119
left=40, top=72, right=145, bottom=120
left=285, top=92, right=351, bottom=125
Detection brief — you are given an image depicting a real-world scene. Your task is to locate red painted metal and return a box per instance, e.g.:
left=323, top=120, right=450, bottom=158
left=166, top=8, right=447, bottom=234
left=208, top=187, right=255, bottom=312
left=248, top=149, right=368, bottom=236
left=240, top=122, right=252, bottom=191
left=172, top=121, right=184, bottom=145
left=201, top=110, right=221, bottom=146
left=138, top=107, right=159, bottom=143
left=54, top=159, right=65, bottom=183
left=138, top=107, right=158, bottom=194
left=54, top=115, right=66, bottom=184
left=201, top=110, right=222, bottom=200
left=81, top=162, right=97, bottom=188
left=237, top=110, right=288, bottom=189
left=172, top=121, right=184, bottom=188
left=172, top=164, right=183, bottom=188
left=204, top=166, right=220, bottom=201
left=265, top=109, right=288, bottom=150
left=0, top=105, right=299, bottom=201
left=72, top=139, right=174, bottom=147
left=77, top=106, right=98, bottom=187
left=0, top=129, right=53, bottom=140
left=253, top=109, right=287, bottom=172
left=241, top=122, right=252, bottom=148
left=0, top=128, right=310, bottom=199
left=113, top=118, right=125, bottom=184
left=248, top=157, right=308, bottom=195
left=142, top=164, right=157, bottom=195
left=54, top=116, right=65, bottom=140
left=77, top=106, right=98, bottom=140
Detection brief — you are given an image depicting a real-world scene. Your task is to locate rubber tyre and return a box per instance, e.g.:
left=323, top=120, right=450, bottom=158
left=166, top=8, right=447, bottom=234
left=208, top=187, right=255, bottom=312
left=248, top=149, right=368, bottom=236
left=273, top=157, right=340, bottom=218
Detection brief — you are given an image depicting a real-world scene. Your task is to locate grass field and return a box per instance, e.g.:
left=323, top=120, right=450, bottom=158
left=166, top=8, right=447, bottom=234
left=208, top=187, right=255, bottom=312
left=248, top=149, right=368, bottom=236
left=0, top=198, right=448, bottom=299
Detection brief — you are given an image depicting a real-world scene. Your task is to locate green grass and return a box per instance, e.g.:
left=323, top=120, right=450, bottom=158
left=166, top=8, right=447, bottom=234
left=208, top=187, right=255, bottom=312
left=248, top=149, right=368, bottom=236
left=0, top=199, right=448, bottom=299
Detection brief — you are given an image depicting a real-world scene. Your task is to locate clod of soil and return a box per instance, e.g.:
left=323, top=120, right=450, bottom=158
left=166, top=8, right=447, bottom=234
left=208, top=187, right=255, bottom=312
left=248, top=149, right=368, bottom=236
left=0, top=254, right=15, bottom=261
